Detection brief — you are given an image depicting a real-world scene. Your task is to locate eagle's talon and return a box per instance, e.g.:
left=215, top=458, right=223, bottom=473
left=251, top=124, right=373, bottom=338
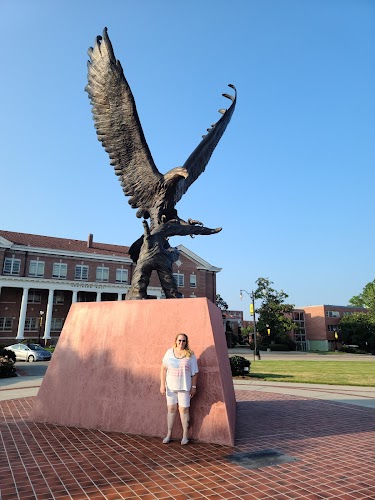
left=161, top=215, right=181, bottom=225
left=188, top=218, right=203, bottom=226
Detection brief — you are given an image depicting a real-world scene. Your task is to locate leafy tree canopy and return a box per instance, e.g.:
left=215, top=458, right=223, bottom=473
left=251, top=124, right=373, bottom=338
left=254, top=277, right=297, bottom=347
left=349, top=279, right=375, bottom=313
left=215, top=294, right=228, bottom=311
left=340, top=312, right=375, bottom=351
left=240, top=325, right=254, bottom=345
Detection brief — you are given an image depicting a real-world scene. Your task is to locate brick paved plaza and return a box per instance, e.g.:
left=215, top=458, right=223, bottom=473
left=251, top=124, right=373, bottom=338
left=1, top=386, right=375, bottom=499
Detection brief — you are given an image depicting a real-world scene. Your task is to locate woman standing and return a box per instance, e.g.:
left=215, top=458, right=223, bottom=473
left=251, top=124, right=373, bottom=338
left=160, top=333, right=198, bottom=445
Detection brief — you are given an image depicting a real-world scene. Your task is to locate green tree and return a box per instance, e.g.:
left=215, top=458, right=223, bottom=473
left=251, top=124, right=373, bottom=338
left=254, top=277, right=297, bottom=347
left=215, top=294, right=228, bottom=311
left=348, top=295, right=365, bottom=308
left=349, top=279, right=375, bottom=313
left=240, top=325, right=254, bottom=345
left=340, top=312, right=375, bottom=351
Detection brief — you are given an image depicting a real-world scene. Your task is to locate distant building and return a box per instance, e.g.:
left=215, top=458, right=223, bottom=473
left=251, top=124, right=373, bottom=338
left=0, top=230, right=220, bottom=345
left=296, top=304, right=368, bottom=351
left=222, top=310, right=243, bottom=347
left=282, top=305, right=367, bottom=351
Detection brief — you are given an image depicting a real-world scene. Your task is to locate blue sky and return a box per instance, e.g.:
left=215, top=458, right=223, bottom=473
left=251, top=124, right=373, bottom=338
left=1, top=0, right=374, bottom=319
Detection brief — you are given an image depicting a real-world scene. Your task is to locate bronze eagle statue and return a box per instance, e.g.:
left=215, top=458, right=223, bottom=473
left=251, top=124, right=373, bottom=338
left=86, top=28, right=237, bottom=299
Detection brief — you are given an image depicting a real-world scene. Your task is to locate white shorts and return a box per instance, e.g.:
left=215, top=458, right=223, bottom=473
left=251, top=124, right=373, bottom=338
left=166, top=387, right=191, bottom=407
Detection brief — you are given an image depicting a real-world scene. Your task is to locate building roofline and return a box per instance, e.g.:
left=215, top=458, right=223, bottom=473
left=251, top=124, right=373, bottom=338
left=0, top=235, right=14, bottom=248
left=177, top=245, right=221, bottom=272
left=296, top=304, right=367, bottom=309
left=0, top=230, right=221, bottom=270
left=0, top=230, right=131, bottom=262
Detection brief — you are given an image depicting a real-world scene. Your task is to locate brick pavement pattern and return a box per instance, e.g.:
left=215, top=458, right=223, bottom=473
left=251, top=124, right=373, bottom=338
left=1, top=390, right=375, bottom=499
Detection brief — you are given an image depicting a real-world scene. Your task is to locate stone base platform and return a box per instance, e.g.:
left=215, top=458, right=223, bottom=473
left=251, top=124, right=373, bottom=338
left=30, top=298, right=236, bottom=446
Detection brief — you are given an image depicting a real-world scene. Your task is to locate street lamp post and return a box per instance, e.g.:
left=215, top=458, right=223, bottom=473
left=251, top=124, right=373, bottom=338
left=240, top=289, right=259, bottom=360
left=38, top=310, right=45, bottom=345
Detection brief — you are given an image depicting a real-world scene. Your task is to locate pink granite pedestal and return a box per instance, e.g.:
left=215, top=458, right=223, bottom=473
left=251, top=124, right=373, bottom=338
left=30, top=298, right=236, bottom=446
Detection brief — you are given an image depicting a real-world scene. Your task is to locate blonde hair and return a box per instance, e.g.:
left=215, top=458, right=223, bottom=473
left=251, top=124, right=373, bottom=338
left=173, top=333, right=194, bottom=358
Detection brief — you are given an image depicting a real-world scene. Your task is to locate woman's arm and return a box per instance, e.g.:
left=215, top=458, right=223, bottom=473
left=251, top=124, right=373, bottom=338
left=160, top=365, right=167, bottom=394
left=190, top=373, right=198, bottom=397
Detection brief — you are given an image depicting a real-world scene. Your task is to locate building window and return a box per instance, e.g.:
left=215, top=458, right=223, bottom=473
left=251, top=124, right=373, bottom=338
left=293, top=312, right=304, bottom=321
left=0, top=318, right=13, bottom=331
left=25, top=318, right=38, bottom=331
left=327, top=325, right=339, bottom=332
left=96, top=267, right=109, bottom=282
left=53, top=291, right=65, bottom=305
left=51, top=318, right=64, bottom=331
left=294, top=329, right=306, bottom=342
left=173, top=273, right=184, bottom=287
left=53, top=263, right=67, bottom=279
left=3, top=257, right=21, bottom=276
left=28, top=290, right=42, bottom=304
left=116, top=268, right=128, bottom=283
left=29, top=260, right=45, bottom=277
left=326, top=311, right=340, bottom=318
left=190, top=274, right=196, bottom=288
left=77, top=291, right=95, bottom=302
left=75, top=265, right=89, bottom=281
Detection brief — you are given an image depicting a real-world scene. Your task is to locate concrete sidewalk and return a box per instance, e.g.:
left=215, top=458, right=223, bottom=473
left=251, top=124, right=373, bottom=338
left=0, top=375, right=43, bottom=400
left=229, top=347, right=375, bottom=361
left=233, top=379, right=375, bottom=408
left=2, top=369, right=375, bottom=409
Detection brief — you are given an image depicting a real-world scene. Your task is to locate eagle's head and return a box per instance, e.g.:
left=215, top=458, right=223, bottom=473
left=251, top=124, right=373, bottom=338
left=162, top=167, right=188, bottom=187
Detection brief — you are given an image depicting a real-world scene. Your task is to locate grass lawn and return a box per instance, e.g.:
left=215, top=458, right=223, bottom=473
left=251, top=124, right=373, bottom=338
left=248, top=360, right=375, bottom=386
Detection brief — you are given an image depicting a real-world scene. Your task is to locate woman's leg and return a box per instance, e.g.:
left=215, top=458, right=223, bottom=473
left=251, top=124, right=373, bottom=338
left=163, top=404, right=177, bottom=443
left=179, top=406, right=190, bottom=445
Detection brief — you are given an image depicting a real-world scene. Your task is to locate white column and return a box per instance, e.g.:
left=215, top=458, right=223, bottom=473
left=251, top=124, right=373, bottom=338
left=96, top=291, right=102, bottom=302
left=16, top=287, right=29, bottom=340
left=72, top=290, right=78, bottom=303
left=117, top=292, right=123, bottom=301
left=43, top=289, right=54, bottom=341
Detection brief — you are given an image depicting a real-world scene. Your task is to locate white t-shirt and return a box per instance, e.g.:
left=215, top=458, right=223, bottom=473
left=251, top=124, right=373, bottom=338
left=162, top=348, right=199, bottom=391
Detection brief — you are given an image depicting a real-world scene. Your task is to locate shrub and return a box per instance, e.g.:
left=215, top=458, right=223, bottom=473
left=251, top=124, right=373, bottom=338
left=269, top=344, right=290, bottom=351
left=229, top=356, right=251, bottom=376
left=339, top=345, right=357, bottom=354
left=339, top=345, right=368, bottom=355
left=258, top=344, right=290, bottom=351
left=0, top=349, right=16, bottom=378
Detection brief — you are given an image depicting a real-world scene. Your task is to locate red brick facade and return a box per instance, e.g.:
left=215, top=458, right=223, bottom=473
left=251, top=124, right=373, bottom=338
left=283, top=305, right=368, bottom=351
left=0, top=230, right=220, bottom=345
left=300, top=304, right=367, bottom=350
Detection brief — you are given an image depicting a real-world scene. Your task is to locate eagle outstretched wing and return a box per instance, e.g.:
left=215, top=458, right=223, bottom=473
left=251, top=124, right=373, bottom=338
left=86, top=28, right=236, bottom=222
left=172, top=84, right=237, bottom=205
left=85, top=28, right=162, bottom=217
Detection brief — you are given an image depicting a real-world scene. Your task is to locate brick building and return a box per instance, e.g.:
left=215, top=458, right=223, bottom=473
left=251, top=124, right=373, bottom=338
left=241, top=305, right=367, bottom=352
left=0, top=230, right=220, bottom=345
left=222, top=310, right=243, bottom=347
left=297, top=304, right=368, bottom=351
